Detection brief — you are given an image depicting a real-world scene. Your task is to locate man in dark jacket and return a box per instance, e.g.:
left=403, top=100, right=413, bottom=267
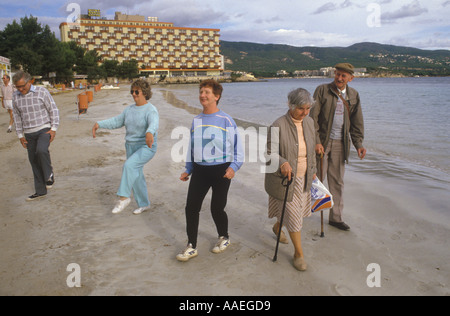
left=310, top=63, right=367, bottom=231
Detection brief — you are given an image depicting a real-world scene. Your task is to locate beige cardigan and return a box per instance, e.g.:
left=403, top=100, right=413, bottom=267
left=265, top=112, right=317, bottom=202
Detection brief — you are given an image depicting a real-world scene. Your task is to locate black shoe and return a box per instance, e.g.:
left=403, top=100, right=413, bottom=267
left=46, top=174, right=54, bottom=189
left=329, top=221, right=350, bottom=231
left=26, top=193, right=47, bottom=202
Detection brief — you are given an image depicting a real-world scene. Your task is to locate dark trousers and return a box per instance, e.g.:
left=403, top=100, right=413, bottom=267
left=185, top=163, right=231, bottom=248
left=25, top=128, right=53, bottom=195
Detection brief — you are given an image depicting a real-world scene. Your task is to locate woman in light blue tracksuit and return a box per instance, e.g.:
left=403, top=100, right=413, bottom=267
left=92, top=79, right=159, bottom=215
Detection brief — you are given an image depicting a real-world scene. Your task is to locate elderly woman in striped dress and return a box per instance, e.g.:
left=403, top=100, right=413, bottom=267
left=265, top=88, right=317, bottom=271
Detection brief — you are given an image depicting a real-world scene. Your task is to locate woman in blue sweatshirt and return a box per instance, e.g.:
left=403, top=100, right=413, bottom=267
left=177, top=79, right=244, bottom=262
left=92, top=79, right=159, bottom=215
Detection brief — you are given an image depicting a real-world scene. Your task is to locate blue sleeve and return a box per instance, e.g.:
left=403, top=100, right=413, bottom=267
left=98, top=109, right=126, bottom=130
left=229, top=123, right=244, bottom=173
left=185, top=120, right=194, bottom=175
left=146, top=106, right=159, bottom=136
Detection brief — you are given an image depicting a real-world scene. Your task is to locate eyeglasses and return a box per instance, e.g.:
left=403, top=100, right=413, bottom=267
left=15, top=81, right=29, bottom=89
left=130, top=90, right=141, bottom=95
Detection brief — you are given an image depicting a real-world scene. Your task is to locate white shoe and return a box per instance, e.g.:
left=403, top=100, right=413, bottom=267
left=133, top=205, right=150, bottom=215
left=176, top=244, right=198, bottom=262
left=212, top=237, right=231, bottom=254
left=112, top=198, right=131, bottom=214
left=46, top=173, right=54, bottom=189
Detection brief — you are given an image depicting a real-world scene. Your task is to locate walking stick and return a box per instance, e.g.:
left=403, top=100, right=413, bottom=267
left=320, top=153, right=325, bottom=238
left=273, top=174, right=294, bottom=262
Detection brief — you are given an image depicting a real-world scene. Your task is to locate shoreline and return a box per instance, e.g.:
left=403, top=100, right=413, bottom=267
left=0, top=87, right=449, bottom=296
left=37, top=75, right=450, bottom=97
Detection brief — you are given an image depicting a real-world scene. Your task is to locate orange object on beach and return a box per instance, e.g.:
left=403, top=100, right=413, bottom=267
left=86, top=90, right=94, bottom=102
left=78, top=93, right=88, bottom=114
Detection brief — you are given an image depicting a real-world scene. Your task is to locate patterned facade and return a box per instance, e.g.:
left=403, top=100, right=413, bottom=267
left=60, top=14, right=223, bottom=77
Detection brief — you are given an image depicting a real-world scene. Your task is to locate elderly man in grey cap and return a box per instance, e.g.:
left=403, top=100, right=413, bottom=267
left=310, top=63, right=367, bottom=231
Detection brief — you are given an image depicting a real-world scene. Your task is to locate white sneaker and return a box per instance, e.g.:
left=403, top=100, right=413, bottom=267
left=46, top=173, right=54, bottom=189
left=133, top=205, right=150, bottom=215
left=212, top=237, right=231, bottom=254
left=176, top=244, right=198, bottom=262
left=112, top=198, right=131, bottom=214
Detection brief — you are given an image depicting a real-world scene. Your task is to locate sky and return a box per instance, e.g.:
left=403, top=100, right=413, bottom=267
left=0, top=0, right=449, bottom=50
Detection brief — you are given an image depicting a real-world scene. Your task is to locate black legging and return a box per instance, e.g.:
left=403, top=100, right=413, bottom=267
left=185, top=163, right=231, bottom=248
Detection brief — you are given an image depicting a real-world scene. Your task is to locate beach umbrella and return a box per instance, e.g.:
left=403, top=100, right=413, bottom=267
left=273, top=174, right=294, bottom=262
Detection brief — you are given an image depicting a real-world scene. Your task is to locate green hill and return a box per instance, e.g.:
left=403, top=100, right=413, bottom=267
left=220, top=41, right=450, bottom=77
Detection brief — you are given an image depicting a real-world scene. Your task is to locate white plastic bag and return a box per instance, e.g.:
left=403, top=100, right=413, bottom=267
left=311, top=178, right=334, bottom=213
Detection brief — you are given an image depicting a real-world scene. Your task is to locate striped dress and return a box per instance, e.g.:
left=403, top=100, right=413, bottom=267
left=268, top=177, right=311, bottom=233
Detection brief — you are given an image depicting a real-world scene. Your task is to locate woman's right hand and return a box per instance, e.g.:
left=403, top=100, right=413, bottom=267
left=280, top=162, right=293, bottom=181
left=180, top=172, right=190, bottom=182
left=92, top=123, right=99, bottom=138
left=315, top=144, right=325, bottom=155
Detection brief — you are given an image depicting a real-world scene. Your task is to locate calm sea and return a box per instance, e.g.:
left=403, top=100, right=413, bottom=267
left=157, top=77, right=450, bottom=214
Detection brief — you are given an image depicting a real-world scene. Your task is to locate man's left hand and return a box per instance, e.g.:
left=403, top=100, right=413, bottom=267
left=46, top=130, right=56, bottom=143
left=358, top=147, right=367, bottom=160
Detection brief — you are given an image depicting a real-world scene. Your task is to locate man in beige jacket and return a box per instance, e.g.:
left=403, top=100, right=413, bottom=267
left=310, top=63, right=367, bottom=231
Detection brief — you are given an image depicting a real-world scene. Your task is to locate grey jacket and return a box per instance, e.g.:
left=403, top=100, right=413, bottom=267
left=265, top=112, right=317, bottom=202
left=310, top=82, right=365, bottom=163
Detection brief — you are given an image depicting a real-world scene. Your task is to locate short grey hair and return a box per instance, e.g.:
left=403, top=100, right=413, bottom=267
left=287, top=88, right=314, bottom=111
left=13, top=71, right=32, bottom=85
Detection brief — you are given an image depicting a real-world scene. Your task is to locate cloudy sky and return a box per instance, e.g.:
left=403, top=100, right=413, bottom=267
left=0, top=0, right=449, bottom=50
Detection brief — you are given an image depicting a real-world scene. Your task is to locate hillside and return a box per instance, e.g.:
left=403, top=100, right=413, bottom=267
left=220, top=41, right=450, bottom=77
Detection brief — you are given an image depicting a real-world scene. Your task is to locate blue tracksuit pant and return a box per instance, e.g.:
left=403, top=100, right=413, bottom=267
left=117, top=142, right=156, bottom=207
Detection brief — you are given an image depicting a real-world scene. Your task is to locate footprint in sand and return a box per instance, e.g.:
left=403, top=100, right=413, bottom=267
left=333, top=284, right=353, bottom=296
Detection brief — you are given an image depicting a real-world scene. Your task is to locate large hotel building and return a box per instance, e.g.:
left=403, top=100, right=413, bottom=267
left=60, top=11, right=223, bottom=77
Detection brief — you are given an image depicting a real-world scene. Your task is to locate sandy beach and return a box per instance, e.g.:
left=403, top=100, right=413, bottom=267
left=0, top=86, right=449, bottom=296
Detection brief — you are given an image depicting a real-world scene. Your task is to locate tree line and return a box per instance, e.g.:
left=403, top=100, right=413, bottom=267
left=0, top=16, right=140, bottom=83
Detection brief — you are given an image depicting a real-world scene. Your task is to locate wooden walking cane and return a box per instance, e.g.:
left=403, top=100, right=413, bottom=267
left=273, top=174, right=294, bottom=262
left=320, top=153, right=325, bottom=238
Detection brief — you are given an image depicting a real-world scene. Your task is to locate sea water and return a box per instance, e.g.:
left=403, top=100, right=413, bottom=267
left=157, top=77, right=450, bottom=215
